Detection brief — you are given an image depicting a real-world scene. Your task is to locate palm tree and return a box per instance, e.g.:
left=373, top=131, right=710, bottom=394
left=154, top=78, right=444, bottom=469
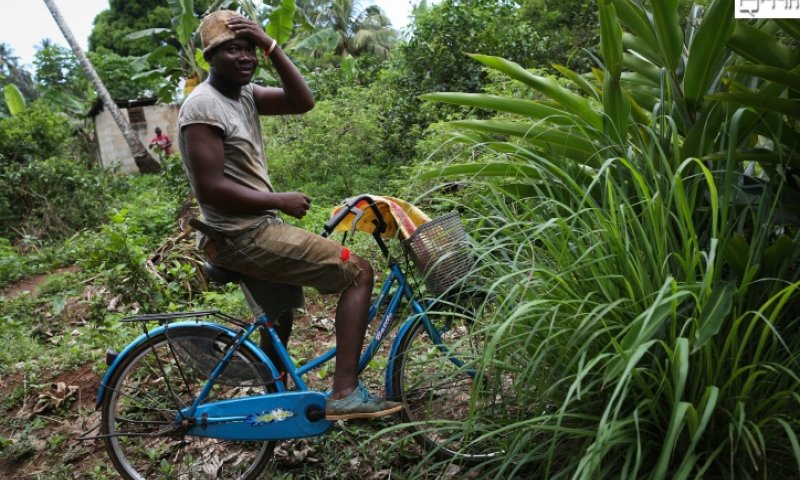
left=299, top=0, right=395, bottom=58
left=42, top=0, right=161, bottom=174
left=0, top=43, right=37, bottom=113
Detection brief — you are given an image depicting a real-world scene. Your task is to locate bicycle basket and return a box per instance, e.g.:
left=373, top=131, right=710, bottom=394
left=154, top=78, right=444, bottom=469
left=403, top=211, right=473, bottom=295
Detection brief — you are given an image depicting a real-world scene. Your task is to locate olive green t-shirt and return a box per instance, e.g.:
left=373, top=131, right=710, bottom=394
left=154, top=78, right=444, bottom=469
left=178, top=82, right=276, bottom=233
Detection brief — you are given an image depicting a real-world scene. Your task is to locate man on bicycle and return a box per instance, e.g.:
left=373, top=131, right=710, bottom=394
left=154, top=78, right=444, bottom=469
left=178, top=10, right=401, bottom=420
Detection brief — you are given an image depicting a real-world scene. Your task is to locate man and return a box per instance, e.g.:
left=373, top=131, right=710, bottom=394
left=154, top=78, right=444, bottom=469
left=178, top=10, right=401, bottom=420
left=148, top=127, right=173, bottom=156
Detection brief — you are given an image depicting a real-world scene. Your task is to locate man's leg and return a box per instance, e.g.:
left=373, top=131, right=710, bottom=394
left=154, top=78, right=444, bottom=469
left=329, top=254, right=373, bottom=400
left=325, top=253, right=402, bottom=419
left=205, top=221, right=400, bottom=417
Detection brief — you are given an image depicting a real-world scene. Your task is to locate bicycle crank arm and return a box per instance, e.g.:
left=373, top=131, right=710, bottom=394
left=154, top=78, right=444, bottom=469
left=183, top=391, right=333, bottom=441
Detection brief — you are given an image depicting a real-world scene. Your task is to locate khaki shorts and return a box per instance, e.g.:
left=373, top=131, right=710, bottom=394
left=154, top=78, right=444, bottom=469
left=204, top=217, right=363, bottom=295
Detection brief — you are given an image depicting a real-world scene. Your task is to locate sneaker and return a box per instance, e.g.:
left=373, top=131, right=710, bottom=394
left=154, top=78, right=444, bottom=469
left=325, top=382, right=403, bottom=420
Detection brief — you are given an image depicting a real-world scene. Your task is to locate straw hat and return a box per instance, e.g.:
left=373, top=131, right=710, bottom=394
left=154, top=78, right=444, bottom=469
left=199, top=10, right=244, bottom=54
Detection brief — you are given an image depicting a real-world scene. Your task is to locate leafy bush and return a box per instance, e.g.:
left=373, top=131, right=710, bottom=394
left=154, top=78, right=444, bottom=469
left=0, top=156, right=125, bottom=240
left=160, top=152, right=192, bottom=201
left=0, top=101, right=76, bottom=167
left=304, top=53, right=389, bottom=101
left=73, top=174, right=184, bottom=310
left=376, top=0, right=548, bottom=162
left=0, top=237, right=70, bottom=287
left=264, top=86, right=395, bottom=204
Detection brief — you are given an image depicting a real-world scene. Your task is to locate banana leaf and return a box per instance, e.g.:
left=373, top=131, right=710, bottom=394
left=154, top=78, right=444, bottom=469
left=288, top=27, right=339, bottom=56
left=3, top=84, right=25, bottom=116
left=266, top=0, right=296, bottom=45
left=124, top=28, right=172, bottom=41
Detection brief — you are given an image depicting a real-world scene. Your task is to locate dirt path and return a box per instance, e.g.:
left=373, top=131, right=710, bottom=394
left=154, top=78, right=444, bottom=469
left=1, top=265, right=80, bottom=299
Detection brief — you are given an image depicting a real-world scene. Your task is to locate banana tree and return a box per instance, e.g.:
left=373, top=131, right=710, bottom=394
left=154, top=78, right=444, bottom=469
left=128, top=0, right=299, bottom=99
left=126, top=0, right=204, bottom=101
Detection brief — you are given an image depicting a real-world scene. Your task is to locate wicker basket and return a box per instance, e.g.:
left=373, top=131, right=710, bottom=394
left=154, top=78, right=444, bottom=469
left=403, top=212, right=473, bottom=295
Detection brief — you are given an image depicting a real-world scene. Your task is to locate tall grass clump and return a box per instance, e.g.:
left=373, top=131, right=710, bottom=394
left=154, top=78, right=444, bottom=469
left=414, top=1, right=800, bottom=478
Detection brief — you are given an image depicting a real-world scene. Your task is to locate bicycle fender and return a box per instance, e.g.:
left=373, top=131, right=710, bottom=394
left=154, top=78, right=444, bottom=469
left=95, top=322, right=279, bottom=409
left=185, top=391, right=332, bottom=440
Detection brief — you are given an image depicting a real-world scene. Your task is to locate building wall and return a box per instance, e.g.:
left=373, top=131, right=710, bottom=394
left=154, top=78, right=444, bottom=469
left=95, top=104, right=180, bottom=174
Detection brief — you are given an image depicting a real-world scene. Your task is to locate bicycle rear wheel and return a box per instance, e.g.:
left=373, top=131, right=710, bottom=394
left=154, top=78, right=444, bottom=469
left=391, top=306, right=507, bottom=461
left=101, top=325, right=276, bottom=479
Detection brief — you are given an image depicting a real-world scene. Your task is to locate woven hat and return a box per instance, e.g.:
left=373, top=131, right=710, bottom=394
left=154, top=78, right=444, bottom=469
left=199, top=10, right=244, bottom=54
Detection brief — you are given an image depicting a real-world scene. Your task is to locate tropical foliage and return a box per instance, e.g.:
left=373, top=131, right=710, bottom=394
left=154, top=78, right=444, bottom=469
left=89, top=0, right=214, bottom=57
left=264, top=84, right=395, bottom=203
left=420, top=0, right=800, bottom=477
left=377, top=0, right=552, bottom=162
left=0, top=43, right=36, bottom=117
left=296, top=0, right=395, bottom=58
left=2, top=0, right=799, bottom=478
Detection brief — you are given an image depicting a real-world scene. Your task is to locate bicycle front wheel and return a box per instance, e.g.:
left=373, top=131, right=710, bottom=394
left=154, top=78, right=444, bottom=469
left=392, top=308, right=506, bottom=461
left=101, top=325, right=276, bottom=479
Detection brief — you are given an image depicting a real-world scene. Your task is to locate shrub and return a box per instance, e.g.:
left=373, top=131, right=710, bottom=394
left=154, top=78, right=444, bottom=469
left=72, top=174, right=188, bottom=311
left=0, top=101, right=76, bottom=167
left=0, top=156, right=125, bottom=240
left=376, top=0, right=548, bottom=162
left=263, top=86, right=394, bottom=205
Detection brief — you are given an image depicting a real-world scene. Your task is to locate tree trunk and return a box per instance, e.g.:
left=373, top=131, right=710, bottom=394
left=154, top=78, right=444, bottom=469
left=42, top=0, right=161, bottom=174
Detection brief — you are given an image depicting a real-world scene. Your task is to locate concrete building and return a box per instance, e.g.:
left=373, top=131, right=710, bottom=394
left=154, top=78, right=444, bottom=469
left=88, top=98, right=179, bottom=174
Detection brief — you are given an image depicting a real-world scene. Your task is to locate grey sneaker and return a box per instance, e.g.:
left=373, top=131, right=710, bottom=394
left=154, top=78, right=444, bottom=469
left=326, top=382, right=403, bottom=420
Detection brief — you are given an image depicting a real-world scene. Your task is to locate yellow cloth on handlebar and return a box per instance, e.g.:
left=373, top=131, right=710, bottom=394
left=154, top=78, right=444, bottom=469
left=330, top=195, right=431, bottom=240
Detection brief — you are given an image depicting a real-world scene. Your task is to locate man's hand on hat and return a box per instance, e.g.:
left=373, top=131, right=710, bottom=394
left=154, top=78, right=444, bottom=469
left=226, top=17, right=273, bottom=52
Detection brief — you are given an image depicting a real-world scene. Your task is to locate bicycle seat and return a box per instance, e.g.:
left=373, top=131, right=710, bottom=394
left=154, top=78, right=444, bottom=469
left=203, top=262, right=244, bottom=285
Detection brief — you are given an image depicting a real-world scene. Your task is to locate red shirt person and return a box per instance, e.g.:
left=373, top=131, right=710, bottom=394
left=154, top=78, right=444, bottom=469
left=149, top=127, right=173, bottom=156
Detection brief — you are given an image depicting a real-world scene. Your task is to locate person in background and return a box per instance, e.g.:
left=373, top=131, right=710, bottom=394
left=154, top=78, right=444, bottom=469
left=149, top=126, right=173, bottom=157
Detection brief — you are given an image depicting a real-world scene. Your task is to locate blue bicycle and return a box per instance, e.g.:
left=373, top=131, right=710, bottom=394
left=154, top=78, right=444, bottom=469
left=95, top=195, right=503, bottom=479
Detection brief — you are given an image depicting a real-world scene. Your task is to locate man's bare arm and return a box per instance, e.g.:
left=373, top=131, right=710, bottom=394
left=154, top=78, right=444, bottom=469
left=183, top=123, right=311, bottom=218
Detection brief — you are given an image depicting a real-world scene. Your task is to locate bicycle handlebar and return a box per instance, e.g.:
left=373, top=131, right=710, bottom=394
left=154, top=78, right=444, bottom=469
left=321, top=195, right=391, bottom=257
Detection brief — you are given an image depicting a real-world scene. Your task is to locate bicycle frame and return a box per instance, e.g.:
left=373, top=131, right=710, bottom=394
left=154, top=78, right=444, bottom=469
left=95, top=194, right=469, bottom=443
left=95, top=258, right=441, bottom=442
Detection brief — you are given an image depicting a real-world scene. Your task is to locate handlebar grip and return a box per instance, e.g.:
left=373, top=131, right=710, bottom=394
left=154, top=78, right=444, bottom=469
left=321, top=195, right=375, bottom=237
